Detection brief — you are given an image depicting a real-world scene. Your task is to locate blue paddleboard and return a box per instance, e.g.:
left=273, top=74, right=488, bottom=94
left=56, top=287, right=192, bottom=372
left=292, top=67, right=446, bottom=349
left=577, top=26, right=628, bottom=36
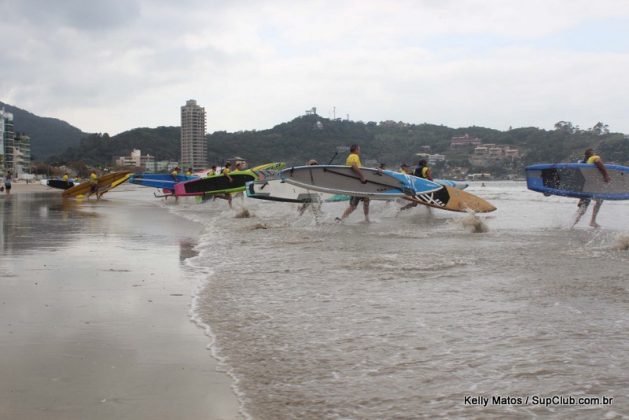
left=526, top=163, right=629, bottom=200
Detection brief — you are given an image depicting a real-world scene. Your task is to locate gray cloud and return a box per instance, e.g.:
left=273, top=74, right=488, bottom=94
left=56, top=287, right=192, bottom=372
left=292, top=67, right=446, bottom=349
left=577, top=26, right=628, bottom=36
left=5, top=0, right=140, bottom=31
left=1, top=0, right=629, bottom=134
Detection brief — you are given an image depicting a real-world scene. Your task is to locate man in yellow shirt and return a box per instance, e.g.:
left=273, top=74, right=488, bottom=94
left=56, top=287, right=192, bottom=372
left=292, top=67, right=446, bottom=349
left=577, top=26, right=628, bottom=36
left=399, top=163, right=412, bottom=175
left=572, top=148, right=611, bottom=228
left=89, top=171, right=100, bottom=199
left=337, top=144, right=370, bottom=223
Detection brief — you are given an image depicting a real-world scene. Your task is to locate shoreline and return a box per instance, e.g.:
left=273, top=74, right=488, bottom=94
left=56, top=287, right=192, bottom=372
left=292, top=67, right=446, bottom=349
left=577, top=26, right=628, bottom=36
left=0, top=190, right=240, bottom=419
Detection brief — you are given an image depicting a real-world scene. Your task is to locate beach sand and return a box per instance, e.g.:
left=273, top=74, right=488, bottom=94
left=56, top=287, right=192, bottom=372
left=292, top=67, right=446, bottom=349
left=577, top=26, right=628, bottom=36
left=0, top=191, right=239, bottom=419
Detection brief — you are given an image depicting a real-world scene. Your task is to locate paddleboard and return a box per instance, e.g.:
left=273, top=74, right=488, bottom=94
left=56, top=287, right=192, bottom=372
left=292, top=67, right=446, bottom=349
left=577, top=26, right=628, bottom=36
left=526, top=163, right=629, bottom=200
left=62, top=171, right=132, bottom=198
left=246, top=179, right=350, bottom=203
left=280, top=165, right=442, bottom=198
left=435, top=179, right=469, bottom=190
left=41, top=179, right=77, bottom=190
left=174, top=163, right=284, bottom=196
left=404, top=185, right=496, bottom=213
left=129, top=173, right=198, bottom=189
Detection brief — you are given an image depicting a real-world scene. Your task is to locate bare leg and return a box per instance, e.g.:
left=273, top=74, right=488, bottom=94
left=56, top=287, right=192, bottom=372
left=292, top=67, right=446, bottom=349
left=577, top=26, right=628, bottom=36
left=363, top=199, right=370, bottom=223
left=399, top=202, right=417, bottom=211
left=340, top=204, right=357, bottom=220
left=572, top=200, right=588, bottom=228
left=589, top=200, right=603, bottom=228
left=298, top=203, right=309, bottom=216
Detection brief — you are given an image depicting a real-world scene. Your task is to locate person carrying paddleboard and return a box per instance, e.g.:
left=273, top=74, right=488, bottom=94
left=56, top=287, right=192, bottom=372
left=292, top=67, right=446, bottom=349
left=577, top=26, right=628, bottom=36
left=414, top=159, right=433, bottom=181
left=337, top=144, right=371, bottom=223
left=214, top=162, right=233, bottom=208
left=298, top=159, right=320, bottom=216
left=572, top=148, right=611, bottom=229
left=399, top=159, right=433, bottom=212
left=89, top=170, right=100, bottom=199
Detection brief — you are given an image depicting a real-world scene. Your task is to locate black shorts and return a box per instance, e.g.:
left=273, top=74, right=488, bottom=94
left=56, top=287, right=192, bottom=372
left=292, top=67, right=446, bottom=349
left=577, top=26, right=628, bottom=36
left=4, top=182, right=11, bottom=190
left=349, top=196, right=370, bottom=207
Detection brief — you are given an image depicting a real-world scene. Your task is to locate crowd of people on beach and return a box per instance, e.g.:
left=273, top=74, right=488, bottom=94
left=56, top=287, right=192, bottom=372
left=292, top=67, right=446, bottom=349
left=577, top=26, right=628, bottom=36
left=3, top=144, right=613, bottom=228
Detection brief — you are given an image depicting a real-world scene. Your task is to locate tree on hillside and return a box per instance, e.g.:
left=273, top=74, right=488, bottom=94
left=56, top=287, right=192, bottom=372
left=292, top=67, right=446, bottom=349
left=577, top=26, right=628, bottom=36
left=554, top=121, right=576, bottom=134
left=590, top=122, right=610, bottom=136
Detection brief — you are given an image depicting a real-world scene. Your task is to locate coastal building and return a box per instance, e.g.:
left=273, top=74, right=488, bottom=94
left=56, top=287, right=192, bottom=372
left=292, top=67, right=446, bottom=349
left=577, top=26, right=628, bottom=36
left=415, top=153, right=446, bottom=165
left=450, top=133, right=482, bottom=149
left=115, top=149, right=156, bottom=172
left=12, top=133, right=31, bottom=176
left=469, top=144, right=521, bottom=168
left=0, top=108, right=15, bottom=174
left=180, top=99, right=207, bottom=171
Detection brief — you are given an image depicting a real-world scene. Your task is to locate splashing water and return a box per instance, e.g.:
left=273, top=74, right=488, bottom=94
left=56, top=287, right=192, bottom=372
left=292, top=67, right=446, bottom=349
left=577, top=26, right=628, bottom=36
left=235, top=208, right=251, bottom=218
left=614, top=234, right=629, bottom=250
left=460, top=213, right=489, bottom=233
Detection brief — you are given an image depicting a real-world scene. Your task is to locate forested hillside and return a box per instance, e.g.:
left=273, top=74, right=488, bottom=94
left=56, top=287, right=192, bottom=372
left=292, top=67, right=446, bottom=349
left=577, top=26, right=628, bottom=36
left=0, top=101, right=87, bottom=160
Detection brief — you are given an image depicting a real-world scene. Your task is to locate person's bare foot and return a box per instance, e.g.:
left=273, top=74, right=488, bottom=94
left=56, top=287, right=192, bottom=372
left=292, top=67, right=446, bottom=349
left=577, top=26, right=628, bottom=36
left=590, top=222, right=601, bottom=228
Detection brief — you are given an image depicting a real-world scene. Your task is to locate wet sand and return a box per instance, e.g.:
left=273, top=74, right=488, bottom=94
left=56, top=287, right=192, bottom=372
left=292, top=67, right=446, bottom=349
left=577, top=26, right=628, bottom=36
left=3, top=182, right=54, bottom=194
left=0, top=191, right=239, bottom=419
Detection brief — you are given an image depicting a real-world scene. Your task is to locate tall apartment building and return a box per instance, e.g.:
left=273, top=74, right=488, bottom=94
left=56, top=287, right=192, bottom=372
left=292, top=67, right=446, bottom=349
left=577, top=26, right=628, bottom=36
left=180, top=99, right=207, bottom=171
left=1, top=108, right=15, bottom=174
left=13, top=133, right=31, bottom=175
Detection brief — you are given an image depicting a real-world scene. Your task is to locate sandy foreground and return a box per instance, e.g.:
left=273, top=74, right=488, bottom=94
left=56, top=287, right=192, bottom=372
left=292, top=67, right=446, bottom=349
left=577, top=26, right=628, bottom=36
left=3, top=182, right=55, bottom=194
left=0, top=190, right=240, bottom=419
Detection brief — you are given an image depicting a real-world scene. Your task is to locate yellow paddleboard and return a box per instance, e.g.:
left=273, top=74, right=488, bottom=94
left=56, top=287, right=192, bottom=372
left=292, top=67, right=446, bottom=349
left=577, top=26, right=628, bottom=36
left=62, top=171, right=132, bottom=199
left=405, top=185, right=496, bottom=213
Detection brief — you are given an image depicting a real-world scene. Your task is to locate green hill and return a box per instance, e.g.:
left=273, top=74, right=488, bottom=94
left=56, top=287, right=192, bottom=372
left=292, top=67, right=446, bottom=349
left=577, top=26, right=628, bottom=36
left=38, top=112, right=629, bottom=173
left=51, top=127, right=180, bottom=166
left=0, top=101, right=87, bottom=160
left=207, top=115, right=628, bottom=168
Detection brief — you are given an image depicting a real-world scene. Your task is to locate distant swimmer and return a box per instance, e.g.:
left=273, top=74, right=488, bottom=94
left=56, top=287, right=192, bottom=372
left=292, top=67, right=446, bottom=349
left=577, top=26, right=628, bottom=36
left=337, top=144, right=371, bottom=223
left=572, top=148, right=611, bottom=228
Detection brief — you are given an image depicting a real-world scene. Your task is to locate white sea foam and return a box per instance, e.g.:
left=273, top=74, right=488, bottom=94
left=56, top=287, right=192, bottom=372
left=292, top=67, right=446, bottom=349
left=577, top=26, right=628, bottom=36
left=154, top=183, right=629, bottom=419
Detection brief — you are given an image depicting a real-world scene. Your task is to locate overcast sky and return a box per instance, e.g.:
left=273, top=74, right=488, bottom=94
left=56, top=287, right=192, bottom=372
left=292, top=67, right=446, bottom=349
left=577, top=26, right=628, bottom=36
left=1, top=0, right=629, bottom=135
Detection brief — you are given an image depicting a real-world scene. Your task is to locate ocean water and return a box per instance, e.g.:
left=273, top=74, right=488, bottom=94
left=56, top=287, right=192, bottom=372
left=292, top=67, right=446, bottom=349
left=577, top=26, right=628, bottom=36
left=160, top=182, right=629, bottom=419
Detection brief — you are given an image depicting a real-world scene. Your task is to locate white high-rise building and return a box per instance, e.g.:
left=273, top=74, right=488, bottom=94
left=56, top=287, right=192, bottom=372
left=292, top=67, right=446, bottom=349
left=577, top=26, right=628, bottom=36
left=180, top=99, right=207, bottom=171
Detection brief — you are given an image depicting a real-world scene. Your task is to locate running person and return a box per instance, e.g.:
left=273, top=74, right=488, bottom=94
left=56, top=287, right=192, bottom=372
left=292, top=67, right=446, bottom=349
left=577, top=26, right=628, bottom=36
left=572, top=148, right=611, bottom=228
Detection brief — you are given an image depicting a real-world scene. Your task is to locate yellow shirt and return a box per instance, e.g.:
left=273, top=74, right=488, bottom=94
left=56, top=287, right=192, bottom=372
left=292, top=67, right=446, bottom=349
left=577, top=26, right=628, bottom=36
left=421, top=167, right=430, bottom=178
left=90, top=173, right=98, bottom=182
left=185, top=171, right=192, bottom=176
left=171, top=170, right=178, bottom=177
left=222, top=168, right=231, bottom=176
left=62, top=175, right=69, bottom=182
left=207, top=170, right=216, bottom=177
left=346, top=153, right=361, bottom=167
left=586, top=155, right=601, bottom=164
